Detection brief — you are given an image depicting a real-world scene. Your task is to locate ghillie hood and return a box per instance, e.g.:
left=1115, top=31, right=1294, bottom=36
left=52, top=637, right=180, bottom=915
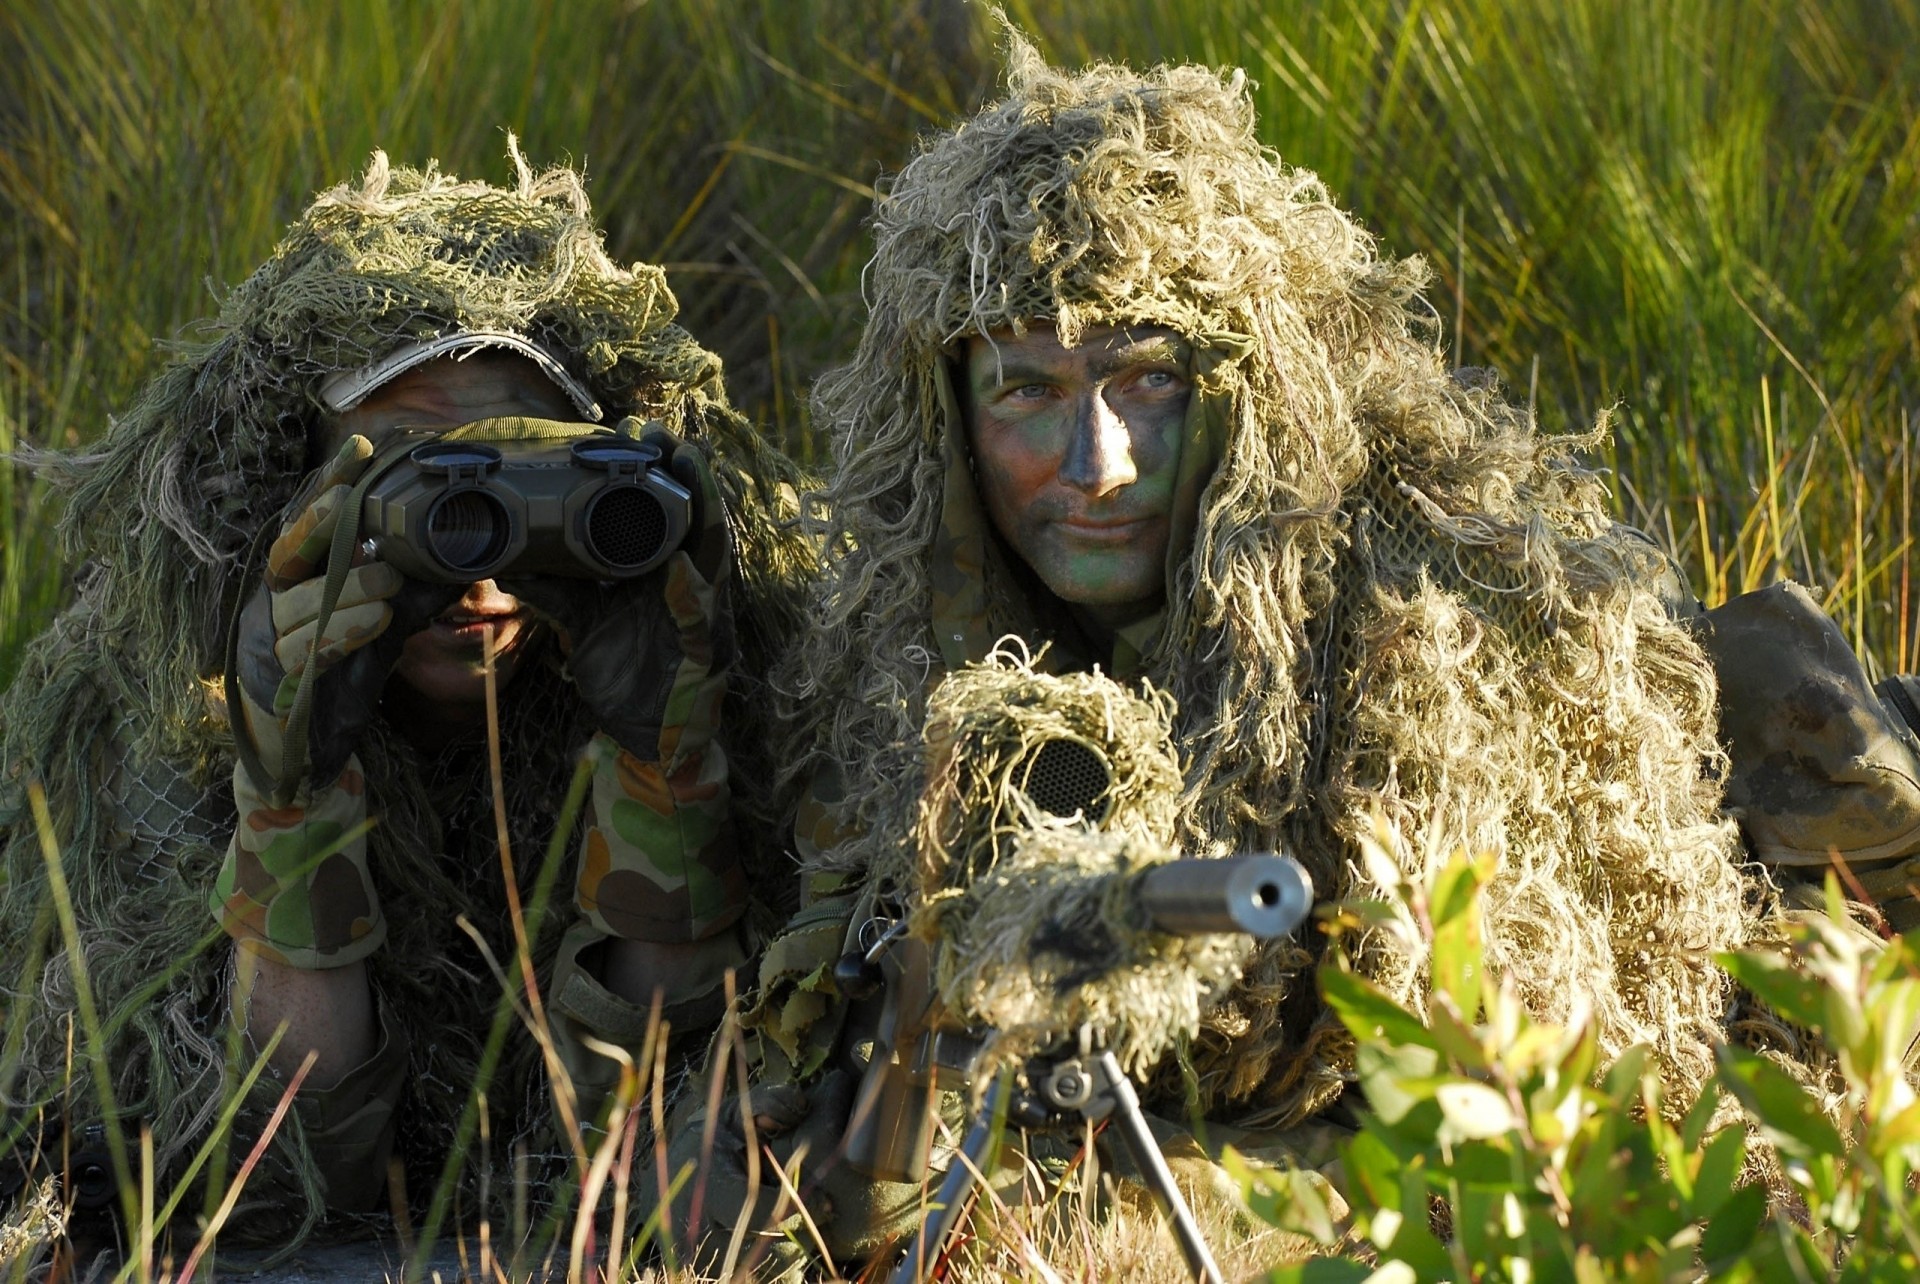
left=778, top=40, right=1750, bottom=1125
left=0, top=146, right=807, bottom=1231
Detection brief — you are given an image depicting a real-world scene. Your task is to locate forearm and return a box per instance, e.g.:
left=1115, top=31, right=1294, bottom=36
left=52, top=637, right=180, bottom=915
left=231, top=946, right=375, bottom=1090
left=599, top=931, right=745, bottom=1011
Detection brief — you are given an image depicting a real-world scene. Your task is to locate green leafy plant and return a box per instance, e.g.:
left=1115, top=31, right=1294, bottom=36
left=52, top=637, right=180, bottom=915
left=1248, top=836, right=1920, bottom=1282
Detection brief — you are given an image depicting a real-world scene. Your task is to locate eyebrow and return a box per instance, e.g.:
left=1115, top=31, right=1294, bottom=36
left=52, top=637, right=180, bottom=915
left=1093, top=338, right=1188, bottom=373
left=985, top=360, right=1065, bottom=388
left=982, top=341, right=1191, bottom=387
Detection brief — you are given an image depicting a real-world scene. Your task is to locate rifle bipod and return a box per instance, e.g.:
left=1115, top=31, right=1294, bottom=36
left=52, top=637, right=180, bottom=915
left=890, top=1046, right=1226, bottom=1284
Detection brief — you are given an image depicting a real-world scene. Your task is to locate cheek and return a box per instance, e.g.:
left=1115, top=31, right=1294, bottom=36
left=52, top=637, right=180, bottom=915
left=970, top=418, right=1061, bottom=516
left=1126, top=397, right=1190, bottom=483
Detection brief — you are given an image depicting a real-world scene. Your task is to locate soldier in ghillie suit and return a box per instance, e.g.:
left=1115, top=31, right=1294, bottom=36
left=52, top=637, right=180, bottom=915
left=704, top=36, right=1773, bottom=1266
left=0, top=148, right=805, bottom=1249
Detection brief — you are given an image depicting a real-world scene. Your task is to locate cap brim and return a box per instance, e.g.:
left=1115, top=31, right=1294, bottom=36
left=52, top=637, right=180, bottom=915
left=317, top=331, right=604, bottom=422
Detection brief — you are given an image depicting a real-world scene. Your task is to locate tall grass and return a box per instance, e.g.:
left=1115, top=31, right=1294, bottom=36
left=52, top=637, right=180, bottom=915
left=6, top=1, right=1917, bottom=683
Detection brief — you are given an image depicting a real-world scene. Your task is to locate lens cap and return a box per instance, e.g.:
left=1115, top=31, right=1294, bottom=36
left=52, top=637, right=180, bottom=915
left=410, top=441, right=504, bottom=475
left=571, top=436, right=664, bottom=469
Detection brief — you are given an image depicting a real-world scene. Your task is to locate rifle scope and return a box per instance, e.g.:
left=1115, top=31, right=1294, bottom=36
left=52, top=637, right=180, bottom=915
left=1134, top=853, right=1313, bottom=939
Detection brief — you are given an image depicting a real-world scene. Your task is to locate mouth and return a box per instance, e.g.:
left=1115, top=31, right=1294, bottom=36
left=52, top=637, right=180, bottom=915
left=1057, top=515, right=1156, bottom=540
left=431, top=609, right=529, bottom=643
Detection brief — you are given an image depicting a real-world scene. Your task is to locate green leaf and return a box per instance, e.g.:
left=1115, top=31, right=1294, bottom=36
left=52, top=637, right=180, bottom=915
left=1601, top=1045, right=1651, bottom=1107
left=1354, top=1041, right=1443, bottom=1128
left=1266, top=1260, right=1375, bottom=1284
left=1341, top=1130, right=1405, bottom=1214
left=1555, top=1020, right=1601, bottom=1095
left=1373, top=1187, right=1454, bottom=1279
left=1321, top=967, right=1441, bottom=1051
left=1436, top=1139, right=1527, bottom=1188
left=1423, top=996, right=1490, bottom=1071
left=1433, top=1079, right=1517, bottom=1144
left=1428, top=854, right=1492, bottom=1015
left=1715, top=1046, right=1846, bottom=1160
left=1219, top=1148, right=1339, bottom=1246
left=1719, top=950, right=1830, bottom=1032
left=1428, top=851, right=1494, bottom=930
left=1688, top=1126, right=1747, bottom=1221
left=1865, top=977, right=1920, bottom=1076
left=1680, top=1079, right=1724, bottom=1152
left=1869, top=924, right=1920, bottom=986
left=1873, top=1095, right=1920, bottom=1151
left=1699, top=1182, right=1768, bottom=1264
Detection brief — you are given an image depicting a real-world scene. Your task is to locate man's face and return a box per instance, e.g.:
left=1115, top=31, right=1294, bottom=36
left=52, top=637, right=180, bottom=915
left=319, top=350, right=578, bottom=714
left=962, top=324, right=1191, bottom=630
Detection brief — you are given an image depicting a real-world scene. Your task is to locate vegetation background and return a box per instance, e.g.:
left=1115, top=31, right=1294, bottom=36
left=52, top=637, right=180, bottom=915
left=3, top=0, right=1918, bottom=693
left=2, top=2, right=1917, bottom=1278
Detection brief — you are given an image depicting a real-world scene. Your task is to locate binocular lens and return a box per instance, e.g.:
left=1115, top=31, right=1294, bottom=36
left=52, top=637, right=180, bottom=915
left=583, top=486, right=671, bottom=573
left=425, top=489, right=512, bottom=574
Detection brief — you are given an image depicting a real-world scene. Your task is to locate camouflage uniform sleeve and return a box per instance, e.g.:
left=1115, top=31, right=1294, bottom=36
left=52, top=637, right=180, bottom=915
left=575, top=730, right=745, bottom=943
left=210, top=754, right=384, bottom=969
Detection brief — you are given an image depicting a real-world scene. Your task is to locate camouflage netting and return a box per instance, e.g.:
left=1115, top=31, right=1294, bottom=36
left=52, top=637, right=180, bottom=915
left=903, top=649, right=1245, bottom=1082
left=776, top=34, right=1756, bottom=1128
left=0, top=143, right=809, bottom=1240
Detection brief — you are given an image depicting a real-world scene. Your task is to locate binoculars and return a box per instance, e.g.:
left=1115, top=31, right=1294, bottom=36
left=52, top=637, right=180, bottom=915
left=358, top=420, right=692, bottom=583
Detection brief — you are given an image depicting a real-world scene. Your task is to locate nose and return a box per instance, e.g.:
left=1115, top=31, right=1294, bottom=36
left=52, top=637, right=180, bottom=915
left=1059, top=389, right=1138, bottom=498
left=458, top=579, right=521, bottom=612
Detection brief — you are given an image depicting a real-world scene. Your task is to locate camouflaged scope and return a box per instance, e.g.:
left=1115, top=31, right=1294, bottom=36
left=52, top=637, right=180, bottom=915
left=359, top=418, right=691, bottom=583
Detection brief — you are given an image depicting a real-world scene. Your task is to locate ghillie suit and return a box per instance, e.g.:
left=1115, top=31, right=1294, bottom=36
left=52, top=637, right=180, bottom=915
left=0, top=147, right=810, bottom=1244
left=768, top=40, right=1753, bottom=1135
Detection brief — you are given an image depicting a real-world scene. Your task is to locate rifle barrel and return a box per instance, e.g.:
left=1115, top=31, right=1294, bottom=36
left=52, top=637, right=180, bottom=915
left=1134, top=854, right=1313, bottom=939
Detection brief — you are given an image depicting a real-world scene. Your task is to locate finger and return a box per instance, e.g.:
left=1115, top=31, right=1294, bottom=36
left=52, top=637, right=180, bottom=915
left=655, top=437, right=732, bottom=585
left=271, top=561, right=402, bottom=635
left=661, top=552, right=719, bottom=641
left=266, top=436, right=377, bottom=589
left=274, top=600, right=393, bottom=675
left=495, top=576, right=596, bottom=654
left=312, top=432, right=378, bottom=494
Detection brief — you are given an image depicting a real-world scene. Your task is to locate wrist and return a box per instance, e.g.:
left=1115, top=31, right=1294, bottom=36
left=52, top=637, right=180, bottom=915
left=214, top=754, right=385, bottom=968
left=577, top=734, right=745, bottom=943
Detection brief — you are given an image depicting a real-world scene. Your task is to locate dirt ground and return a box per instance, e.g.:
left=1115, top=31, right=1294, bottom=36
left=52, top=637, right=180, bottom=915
left=209, top=1237, right=470, bottom=1282
left=57, top=1233, right=550, bottom=1283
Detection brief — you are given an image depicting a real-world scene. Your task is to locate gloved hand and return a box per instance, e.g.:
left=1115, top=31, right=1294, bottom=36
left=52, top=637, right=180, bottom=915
left=504, top=426, right=745, bottom=945
left=232, top=433, right=462, bottom=788
left=640, top=1068, right=867, bottom=1279
left=504, top=425, right=734, bottom=764
left=213, top=435, right=458, bottom=968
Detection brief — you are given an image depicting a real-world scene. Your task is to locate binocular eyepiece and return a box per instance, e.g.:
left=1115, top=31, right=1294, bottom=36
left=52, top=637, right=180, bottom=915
left=360, top=426, right=692, bottom=583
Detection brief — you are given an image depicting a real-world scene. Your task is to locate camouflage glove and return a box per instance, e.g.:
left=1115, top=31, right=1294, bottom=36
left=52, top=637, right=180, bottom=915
left=641, top=1068, right=866, bottom=1279
left=213, top=435, right=458, bottom=967
left=504, top=427, right=744, bottom=944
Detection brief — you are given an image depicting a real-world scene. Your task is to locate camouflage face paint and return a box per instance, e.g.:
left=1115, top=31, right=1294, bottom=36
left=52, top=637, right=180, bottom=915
left=963, top=324, right=1191, bottom=633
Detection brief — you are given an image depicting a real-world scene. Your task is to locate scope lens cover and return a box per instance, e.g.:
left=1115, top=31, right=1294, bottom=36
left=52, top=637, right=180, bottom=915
left=583, top=486, right=672, bottom=572
left=409, top=441, right=504, bottom=474
left=571, top=437, right=664, bottom=469
left=1020, top=739, right=1113, bottom=822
